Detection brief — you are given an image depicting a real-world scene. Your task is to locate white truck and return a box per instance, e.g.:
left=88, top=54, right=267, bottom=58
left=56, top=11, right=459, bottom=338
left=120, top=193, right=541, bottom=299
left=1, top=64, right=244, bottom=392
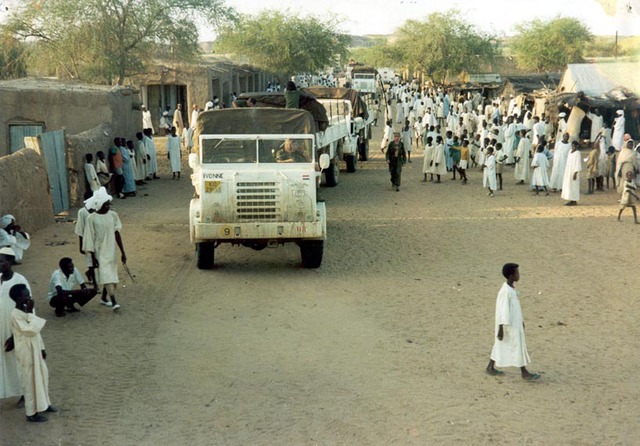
left=189, top=108, right=330, bottom=269
left=303, top=86, right=376, bottom=174
left=349, top=66, right=379, bottom=97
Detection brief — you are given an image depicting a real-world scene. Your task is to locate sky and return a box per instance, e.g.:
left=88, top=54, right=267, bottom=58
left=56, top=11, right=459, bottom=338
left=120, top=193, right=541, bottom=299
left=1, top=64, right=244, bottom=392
left=216, top=0, right=640, bottom=37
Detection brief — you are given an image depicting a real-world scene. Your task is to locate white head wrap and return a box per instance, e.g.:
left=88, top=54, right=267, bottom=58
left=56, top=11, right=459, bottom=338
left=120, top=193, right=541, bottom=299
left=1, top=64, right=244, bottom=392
left=1, top=215, right=15, bottom=229
left=92, top=187, right=112, bottom=209
left=558, top=112, right=566, bottom=118
left=616, top=110, right=624, bottom=115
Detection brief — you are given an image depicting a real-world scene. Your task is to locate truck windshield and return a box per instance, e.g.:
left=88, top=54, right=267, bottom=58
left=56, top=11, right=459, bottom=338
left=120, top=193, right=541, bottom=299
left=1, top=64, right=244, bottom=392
left=259, top=138, right=312, bottom=163
left=201, top=137, right=312, bottom=164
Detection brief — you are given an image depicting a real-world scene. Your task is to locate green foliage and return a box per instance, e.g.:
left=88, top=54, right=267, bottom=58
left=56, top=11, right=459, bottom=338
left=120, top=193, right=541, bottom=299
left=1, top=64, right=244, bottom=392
left=511, top=17, right=593, bottom=72
left=349, top=39, right=401, bottom=68
left=2, top=0, right=237, bottom=85
left=215, top=10, right=349, bottom=76
left=389, top=10, right=496, bottom=83
left=0, top=33, right=27, bottom=79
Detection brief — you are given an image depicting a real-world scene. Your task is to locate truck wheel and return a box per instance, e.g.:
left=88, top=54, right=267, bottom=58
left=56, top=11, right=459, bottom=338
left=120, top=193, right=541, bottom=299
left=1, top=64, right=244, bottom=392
left=324, top=160, right=339, bottom=187
left=345, top=154, right=357, bottom=173
left=358, top=140, right=369, bottom=161
left=300, top=240, right=323, bottom=268
left=196, top=242, right=215, bottom=269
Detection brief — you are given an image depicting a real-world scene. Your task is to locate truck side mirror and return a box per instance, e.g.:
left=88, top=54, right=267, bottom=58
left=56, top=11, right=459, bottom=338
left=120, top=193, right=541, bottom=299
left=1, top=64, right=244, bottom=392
left=188, top=153, right=200, bottom=169
left=319, top=153, right=330, bottom=170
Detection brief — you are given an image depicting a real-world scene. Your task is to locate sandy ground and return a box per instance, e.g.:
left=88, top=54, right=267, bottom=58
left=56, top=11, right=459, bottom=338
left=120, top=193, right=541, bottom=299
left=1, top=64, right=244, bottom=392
left=1, top=120, right=639, bottom=446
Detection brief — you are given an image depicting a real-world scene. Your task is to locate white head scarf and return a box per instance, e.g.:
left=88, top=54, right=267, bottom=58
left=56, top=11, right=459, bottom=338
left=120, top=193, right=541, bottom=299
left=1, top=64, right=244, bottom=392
left=1, top=215, right=15, bottom=229
left=92, top=187, right=112, bottom=209
left=0, top=246, right=16, bottom=257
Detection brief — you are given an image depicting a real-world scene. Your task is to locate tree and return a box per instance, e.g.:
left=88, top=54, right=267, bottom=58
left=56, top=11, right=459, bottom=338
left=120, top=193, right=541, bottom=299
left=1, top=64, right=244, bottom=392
left=510, top=17, right=593, bottom=72
left=2, top=0, right=237, bottom=85
left=215, top=10, right=349, bottom=76
left=349, top=39, right=401, bottom=69
left=390, top=10, right=496, bottom=84
left=0, top=33, right=27, bottom=79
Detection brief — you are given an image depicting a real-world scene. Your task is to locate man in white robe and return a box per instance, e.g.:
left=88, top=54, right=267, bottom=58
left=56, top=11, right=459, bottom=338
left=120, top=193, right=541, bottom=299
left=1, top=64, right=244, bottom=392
left=141, top=105, right=154, bottom=134
left=503, top=116, right=517, bottom=164
left=587, top=110, right=603, bottom=143
left=611, top=110, right=625, bottom=152
left=556, top=112, right=568, bottom=143
left=83, top=188, right=126, bottom=311
left=561, top=141, right=582, bottom=205
left=549, top=133, right=571, bottom=191
left=486, top=263, right=539, bottom=380
left=0, top=247, right=28, bottom=401
left=9, top=283, right=57, bottom=422
left=173, top=103, right=184, bottom=137
left=143, top=129, right=159, bottom=180
left=514, top=130, right=532, bottom=184
left=167, top=127, right=182, bottom=179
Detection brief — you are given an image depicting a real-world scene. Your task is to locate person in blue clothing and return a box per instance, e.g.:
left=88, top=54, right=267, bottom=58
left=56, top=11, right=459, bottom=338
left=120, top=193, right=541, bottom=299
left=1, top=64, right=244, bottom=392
left=118, top=138, right=136, bottom=197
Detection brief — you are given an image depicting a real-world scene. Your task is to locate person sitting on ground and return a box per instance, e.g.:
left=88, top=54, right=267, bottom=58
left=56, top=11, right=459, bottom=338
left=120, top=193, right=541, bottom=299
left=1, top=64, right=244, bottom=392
left=47, top=257, right=97, bottom=317
left=0, top=215, right=30, bottom=264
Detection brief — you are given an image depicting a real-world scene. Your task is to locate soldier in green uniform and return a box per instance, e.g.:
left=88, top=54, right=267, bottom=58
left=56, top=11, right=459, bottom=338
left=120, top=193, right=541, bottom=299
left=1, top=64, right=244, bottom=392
left=385, top=132, right=407, bottom=191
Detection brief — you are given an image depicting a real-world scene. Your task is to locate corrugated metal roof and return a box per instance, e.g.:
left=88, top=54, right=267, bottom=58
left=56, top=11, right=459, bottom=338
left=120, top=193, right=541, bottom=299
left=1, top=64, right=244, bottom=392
left=561, top=63, right=640, bottom=96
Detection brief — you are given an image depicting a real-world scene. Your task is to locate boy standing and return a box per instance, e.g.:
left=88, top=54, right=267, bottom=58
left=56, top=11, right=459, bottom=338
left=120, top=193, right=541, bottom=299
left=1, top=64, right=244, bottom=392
left=8, top=284, right=58, bottom=422
left=486, top=263, right=540, bottom=381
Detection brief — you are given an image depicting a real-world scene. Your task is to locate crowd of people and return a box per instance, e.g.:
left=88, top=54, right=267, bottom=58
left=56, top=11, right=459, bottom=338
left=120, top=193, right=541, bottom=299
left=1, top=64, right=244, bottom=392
left=381, top=83, right=640, bottom=219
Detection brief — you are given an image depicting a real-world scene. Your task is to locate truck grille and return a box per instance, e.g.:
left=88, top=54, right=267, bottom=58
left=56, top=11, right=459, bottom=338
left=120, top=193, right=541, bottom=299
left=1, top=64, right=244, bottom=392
left=236, top=182, right=280, bottom=221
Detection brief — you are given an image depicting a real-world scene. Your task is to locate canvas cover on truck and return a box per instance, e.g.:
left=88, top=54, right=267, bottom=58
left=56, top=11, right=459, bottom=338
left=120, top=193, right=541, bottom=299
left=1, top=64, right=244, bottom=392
left=193, top=108, right=318, bottom=150
left=351, top=66, right=378, bottom=75
left=237, top=92, right=329, bottom=131
left=302, top=86, right=369, bottom=120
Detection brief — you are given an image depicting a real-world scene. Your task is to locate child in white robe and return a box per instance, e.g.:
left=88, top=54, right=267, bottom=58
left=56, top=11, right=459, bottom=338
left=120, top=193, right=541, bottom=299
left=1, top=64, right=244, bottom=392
left=530, top=145, right=550, bottom=195
left=482, top=146, right=497, bottom=197
left=486, top=263, right=540, bottom=381
left=8, top=284, right=58, bottom=422
left=422, top=136, right=435, bottom=182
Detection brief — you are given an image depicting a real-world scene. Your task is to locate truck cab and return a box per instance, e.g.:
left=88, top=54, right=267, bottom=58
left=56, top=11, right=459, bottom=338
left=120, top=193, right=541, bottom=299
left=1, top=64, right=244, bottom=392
left=189, top=108, right=329, bottom=269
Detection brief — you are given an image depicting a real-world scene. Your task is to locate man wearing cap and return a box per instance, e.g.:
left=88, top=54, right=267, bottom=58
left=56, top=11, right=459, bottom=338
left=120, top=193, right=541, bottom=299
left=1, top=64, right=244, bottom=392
left=556, top=112, right=568, bottom=143
left=385, top=132, right=407, bottom=191
left=83, top=188, right=127, bottom=311
left=612, top=110, right=625, bottom=152
left=0, top=215, right=30, bottom=264
left=0, top=246, right=29, bottom=401
left=159, top=111, right=171, bottom=136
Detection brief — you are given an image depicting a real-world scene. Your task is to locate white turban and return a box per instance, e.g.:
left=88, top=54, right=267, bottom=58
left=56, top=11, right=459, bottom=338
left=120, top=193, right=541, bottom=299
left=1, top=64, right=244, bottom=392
left=92, top=187, right=112, bottom=209
left=558, top=112, right=566, bottom=118
left=616, top=110, right=624, bottom=115
left=1, top=215, right=15, bottom=229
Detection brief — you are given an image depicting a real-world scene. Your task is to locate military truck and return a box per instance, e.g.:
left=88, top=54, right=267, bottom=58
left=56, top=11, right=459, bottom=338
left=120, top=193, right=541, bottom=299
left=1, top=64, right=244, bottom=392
left=189, top=108, right=330, bottom=269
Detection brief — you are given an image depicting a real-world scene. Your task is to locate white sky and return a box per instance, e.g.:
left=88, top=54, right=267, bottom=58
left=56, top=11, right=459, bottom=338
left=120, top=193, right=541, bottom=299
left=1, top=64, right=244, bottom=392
left=216, top=0, right=640, bottom=37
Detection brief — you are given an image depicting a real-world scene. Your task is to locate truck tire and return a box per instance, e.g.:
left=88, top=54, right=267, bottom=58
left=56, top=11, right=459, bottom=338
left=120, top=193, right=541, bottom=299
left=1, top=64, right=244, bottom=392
left=358, top=139, right=369, bottom=161
left=196, top=242, right=215, bottom=269
left=300, top=240, right=323, bottom=268
left=345, top=154, right=357, bottom=173
left=324, top=160, right=339, bottom=187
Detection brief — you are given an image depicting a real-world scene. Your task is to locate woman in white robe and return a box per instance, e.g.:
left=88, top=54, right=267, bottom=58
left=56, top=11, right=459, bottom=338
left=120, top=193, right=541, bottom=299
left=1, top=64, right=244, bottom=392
left=561, top=142, right=582, bottom=204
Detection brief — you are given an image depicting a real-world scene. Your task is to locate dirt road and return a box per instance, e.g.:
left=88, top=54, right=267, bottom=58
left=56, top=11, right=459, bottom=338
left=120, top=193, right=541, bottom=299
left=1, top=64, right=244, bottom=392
left=1, top=126, right=639, bottom=445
